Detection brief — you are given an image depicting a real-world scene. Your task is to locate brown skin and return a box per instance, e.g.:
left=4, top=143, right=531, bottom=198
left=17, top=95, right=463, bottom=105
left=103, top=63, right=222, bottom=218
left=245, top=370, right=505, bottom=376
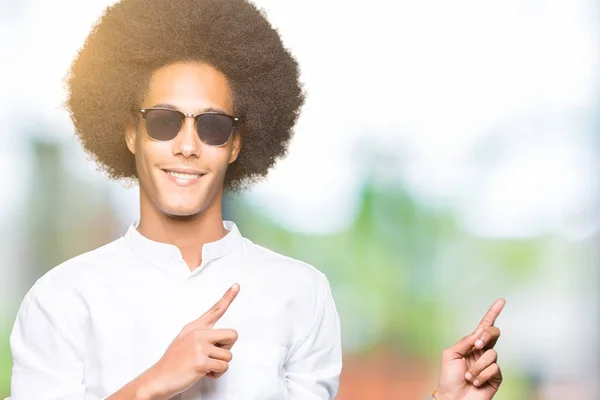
left=125, top=62, right=241, bottom=271
left=435, top=298, right=505, bottom=400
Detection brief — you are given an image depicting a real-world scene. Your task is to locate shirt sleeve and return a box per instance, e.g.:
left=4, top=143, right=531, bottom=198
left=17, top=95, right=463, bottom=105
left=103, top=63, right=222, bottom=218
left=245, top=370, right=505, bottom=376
left=284, top=272, right=343, bottom=399
left=9, top=279, right=93, bottom=400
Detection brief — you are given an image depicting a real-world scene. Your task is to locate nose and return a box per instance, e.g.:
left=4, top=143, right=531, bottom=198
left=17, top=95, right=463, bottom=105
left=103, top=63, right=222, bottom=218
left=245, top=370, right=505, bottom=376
left=172, top=117, right=201, bottom=158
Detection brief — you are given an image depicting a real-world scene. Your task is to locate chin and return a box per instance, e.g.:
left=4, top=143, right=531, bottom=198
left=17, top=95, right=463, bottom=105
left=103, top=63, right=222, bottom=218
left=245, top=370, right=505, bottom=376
left=159, top=201, right=208, bottom=219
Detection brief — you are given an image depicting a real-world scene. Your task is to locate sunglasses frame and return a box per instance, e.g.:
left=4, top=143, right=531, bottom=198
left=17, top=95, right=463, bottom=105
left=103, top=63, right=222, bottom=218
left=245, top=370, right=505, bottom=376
left=139, top=107, right=240, bottom=147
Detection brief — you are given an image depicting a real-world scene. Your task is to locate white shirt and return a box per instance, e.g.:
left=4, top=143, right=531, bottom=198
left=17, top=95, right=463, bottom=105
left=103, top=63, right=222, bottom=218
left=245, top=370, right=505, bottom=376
left=8, top=221, right=342, bottom=400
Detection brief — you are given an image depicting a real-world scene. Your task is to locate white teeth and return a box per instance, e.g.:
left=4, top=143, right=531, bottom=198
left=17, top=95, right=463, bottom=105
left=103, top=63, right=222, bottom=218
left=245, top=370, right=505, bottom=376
left=166, top=171, right=202, bottom=180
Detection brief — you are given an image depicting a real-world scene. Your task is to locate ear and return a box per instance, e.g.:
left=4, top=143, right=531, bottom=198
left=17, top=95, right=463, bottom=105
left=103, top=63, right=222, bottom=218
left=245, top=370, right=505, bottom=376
left=228, top=132, right=242, bottom=164
left=125, top=120, right=137, bottom=155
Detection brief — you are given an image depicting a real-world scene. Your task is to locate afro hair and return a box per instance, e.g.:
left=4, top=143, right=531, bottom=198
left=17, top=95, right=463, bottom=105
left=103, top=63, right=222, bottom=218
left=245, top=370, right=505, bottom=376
left=66, top=0, right=304, bottom=191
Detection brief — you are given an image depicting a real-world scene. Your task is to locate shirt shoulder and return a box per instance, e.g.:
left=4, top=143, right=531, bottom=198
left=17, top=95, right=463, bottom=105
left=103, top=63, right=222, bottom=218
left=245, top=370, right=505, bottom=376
left=30, top=236, right=130, bottom=296
left=12, top=238, right=128, bottom=337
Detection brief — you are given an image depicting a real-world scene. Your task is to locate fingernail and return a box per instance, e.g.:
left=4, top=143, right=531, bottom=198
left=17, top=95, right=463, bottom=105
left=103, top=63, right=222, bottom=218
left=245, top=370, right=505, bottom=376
left=473, top=379, right=480, bottom=386
left=230, top=283, right=239, bottom=291
left=465, top=372, right=473, bottom=381
left=475, top=339, right=484, bottom=348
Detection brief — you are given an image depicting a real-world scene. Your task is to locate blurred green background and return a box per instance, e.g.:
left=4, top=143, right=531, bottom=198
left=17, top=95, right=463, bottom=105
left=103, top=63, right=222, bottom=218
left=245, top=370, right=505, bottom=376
left=1, top=0, right=599, bottom=399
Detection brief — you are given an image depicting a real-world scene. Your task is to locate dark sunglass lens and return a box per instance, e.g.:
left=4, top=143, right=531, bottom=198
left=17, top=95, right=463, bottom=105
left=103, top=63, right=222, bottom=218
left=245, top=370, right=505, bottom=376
left=196, top=114, right=234, bottom=146
left=145, top=110, right=183, bottom=141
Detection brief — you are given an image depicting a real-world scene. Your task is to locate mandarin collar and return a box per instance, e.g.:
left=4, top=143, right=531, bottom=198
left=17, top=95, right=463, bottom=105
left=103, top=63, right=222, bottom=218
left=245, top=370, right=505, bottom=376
left=123, top=220, right=243, bottom=271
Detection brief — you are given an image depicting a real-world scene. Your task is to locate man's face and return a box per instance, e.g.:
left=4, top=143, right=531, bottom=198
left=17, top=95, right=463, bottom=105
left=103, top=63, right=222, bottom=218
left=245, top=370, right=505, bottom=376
left=126, top=62, right=241, bottom=218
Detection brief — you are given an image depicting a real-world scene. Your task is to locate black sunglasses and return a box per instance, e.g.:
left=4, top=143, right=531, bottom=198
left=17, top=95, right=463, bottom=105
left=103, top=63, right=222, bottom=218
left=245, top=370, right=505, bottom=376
left=139, top=107, right=240, bottom=146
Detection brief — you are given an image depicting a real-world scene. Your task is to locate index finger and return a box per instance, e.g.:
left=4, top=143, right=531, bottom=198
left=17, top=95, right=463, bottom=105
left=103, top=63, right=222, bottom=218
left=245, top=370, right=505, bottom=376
left=196, top=283, right=240, bottom=328
left=474, top=298, right=506, bottom=332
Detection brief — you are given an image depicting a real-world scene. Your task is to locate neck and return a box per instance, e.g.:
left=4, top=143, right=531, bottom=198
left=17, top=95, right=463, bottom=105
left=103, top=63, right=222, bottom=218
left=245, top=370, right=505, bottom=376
left=137, top=192, right=228, bottom=272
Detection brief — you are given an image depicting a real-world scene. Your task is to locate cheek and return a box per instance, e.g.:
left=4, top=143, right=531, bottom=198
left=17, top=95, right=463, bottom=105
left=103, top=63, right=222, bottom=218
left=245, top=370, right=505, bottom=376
left=204, top=146, right=235, bottom=174
left=135, top=142, right=172, bottom=188
left=137, top=139, right=168, bottom=165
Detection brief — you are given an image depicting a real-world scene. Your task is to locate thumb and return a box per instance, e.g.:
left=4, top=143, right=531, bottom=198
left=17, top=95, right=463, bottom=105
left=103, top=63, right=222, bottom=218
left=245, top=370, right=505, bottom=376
left=443, top=327, right=484, bottom=361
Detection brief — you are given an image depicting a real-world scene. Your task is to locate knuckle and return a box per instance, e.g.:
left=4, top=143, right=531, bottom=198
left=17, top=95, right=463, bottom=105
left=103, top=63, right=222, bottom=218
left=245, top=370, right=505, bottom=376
left=468, top=364, right=481, bottom=374
left=471, top=364, right=484, bottom=375
left=194, top=341, right=206, bottom=355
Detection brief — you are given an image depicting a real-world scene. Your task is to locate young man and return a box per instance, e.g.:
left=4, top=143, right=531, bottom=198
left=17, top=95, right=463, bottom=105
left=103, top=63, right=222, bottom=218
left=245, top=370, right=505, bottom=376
left=8, top=0, right=505, bottom=399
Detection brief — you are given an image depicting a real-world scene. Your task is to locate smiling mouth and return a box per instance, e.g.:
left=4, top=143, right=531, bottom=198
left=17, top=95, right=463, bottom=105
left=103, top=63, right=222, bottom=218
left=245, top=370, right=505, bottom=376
left=163, top=170, right=205, bottom=180
left=161, top=169, right=207, bottom=186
